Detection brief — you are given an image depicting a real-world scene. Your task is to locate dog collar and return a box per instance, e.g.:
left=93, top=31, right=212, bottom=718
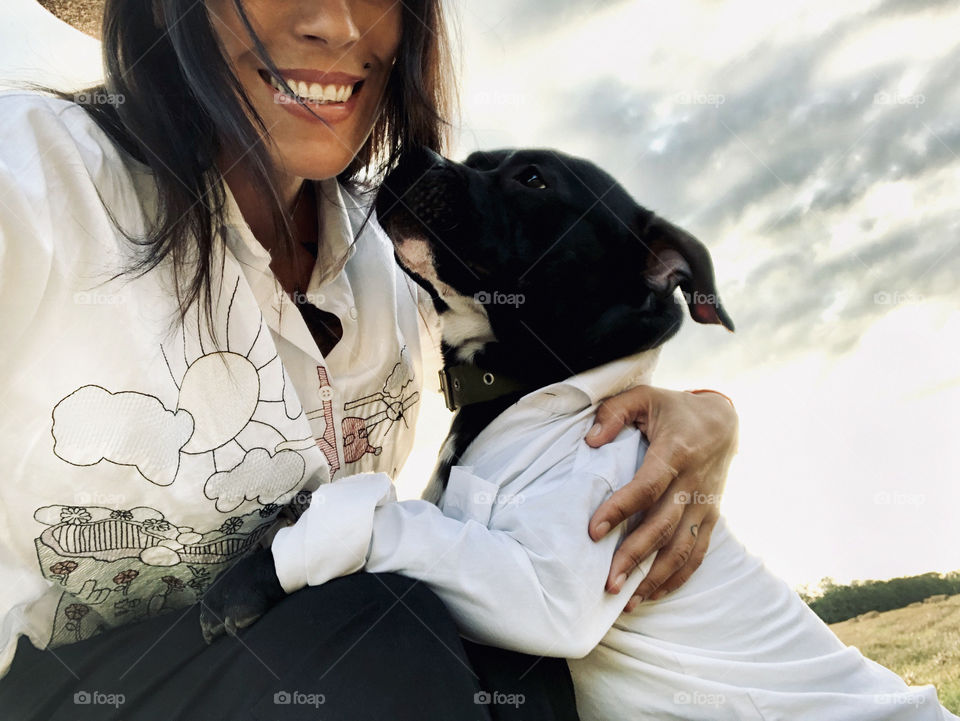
left=439, top=365, right=533, bottom=411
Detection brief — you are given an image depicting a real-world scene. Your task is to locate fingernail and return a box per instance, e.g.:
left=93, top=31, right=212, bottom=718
left=587, top=422, right=602, bottom=439
left=611, top=572, right=627, bottom=592
left=594, top=521, right=611, bottom=538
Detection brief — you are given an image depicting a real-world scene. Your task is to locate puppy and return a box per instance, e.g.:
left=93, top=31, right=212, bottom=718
left=376, top=147, right=732, bottom=501
left=199, top=146, right=732, bottom=642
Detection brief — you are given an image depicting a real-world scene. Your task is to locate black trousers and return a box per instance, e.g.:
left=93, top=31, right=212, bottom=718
left=0, top=573, right=579, bottom=721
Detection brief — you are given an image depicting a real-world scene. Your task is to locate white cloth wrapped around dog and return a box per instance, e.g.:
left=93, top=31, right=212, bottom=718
left=271, top=347, right=957, bottom=720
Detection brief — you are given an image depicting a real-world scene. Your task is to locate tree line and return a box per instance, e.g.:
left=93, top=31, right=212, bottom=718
left=797, top=571, right=960, bottom=624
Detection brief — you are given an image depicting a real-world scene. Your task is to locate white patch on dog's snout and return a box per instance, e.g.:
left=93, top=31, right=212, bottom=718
left=394, top=235, right=496, bottom=364
left=395, top=237, right=436, bottom=283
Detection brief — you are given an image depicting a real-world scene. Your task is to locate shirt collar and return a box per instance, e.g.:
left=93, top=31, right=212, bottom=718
left=220, top=175, right=357, bottom=284
left=521, top=346, right=663, bottom=413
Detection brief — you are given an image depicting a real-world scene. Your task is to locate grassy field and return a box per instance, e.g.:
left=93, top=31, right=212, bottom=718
left=830, top=594, right=960, bottom=714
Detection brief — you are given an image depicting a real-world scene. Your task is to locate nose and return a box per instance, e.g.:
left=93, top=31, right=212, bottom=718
left=294, top=0, right=361, bottom=49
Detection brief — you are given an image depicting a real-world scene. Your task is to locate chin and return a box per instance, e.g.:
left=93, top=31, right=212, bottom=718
left=279, top=148, right=357, bottom=182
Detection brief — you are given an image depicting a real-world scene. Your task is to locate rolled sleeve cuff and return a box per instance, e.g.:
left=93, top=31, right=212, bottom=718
left=271, top=472, right=396, bottom=594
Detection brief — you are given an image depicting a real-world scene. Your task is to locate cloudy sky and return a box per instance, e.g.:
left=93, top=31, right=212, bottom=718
left=2, top=0, right=957, bottom=589
left=410, top=0, right=960, bottom=589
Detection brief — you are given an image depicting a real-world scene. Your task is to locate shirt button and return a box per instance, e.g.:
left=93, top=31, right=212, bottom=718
left=319, top=385, right=334, bottom=401
left=348, top=306, right=358, bottom=321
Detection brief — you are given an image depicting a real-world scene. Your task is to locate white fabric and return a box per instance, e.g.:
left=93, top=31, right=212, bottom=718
left=0, top=91, right=426, bottom=677
left=0, top=0, right=102, bottom=92
left=274, top=349, right=958, bottom=720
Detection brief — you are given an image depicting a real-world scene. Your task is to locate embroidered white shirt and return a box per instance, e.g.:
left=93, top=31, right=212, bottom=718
left=0, top=91, right=427, bottom=676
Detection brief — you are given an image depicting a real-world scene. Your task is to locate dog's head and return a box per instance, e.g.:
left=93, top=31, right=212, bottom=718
left=375, top=147, right=733, bottom=382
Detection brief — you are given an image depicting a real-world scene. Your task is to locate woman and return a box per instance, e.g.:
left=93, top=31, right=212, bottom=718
left=0, top=1, right=737, bottom=719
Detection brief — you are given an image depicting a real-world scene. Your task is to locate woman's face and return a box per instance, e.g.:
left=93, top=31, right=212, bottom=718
left=206, top=0, right=403, bottom=181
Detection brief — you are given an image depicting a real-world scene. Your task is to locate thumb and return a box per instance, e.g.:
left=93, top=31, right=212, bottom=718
left=585, top=386, right=652, bottom=447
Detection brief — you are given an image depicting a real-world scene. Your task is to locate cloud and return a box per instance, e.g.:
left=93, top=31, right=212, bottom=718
left=460, top=0, right=627, bottom=43
left=532, top=9, right=960, bottom=362
left=204, top=448, right=305, bottom=513
left=52, top=386, right=194, bottom=486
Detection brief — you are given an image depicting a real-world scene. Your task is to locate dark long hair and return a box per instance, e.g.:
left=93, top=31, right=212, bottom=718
left=41, top=0, right=456, bottom=330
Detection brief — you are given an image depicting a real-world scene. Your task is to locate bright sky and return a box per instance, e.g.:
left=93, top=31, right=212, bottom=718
left=2, top=0, right=956, bottom=589
left=404, top=0, right=960, bottom=589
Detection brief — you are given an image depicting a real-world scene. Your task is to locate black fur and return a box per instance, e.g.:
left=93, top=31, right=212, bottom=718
left=376, top=147, right=733, bottom=496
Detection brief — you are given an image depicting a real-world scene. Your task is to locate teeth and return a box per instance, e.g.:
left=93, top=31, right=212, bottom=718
left=268, top=74, right=355, bottom=104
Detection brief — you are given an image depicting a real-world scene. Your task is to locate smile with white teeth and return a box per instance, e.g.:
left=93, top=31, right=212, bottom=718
left=268, top=75, right=355, bottom=104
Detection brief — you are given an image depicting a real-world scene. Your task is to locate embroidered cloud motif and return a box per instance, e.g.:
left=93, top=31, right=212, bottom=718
left=204, top=447, right=305, bottom=513
left=52, top=385, right=194, bottom=486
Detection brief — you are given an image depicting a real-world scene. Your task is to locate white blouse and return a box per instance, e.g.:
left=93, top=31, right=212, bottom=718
left=0, top=91, right=430, bottom=677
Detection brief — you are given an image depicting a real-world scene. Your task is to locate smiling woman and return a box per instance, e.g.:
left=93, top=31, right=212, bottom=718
left=0, top=2, right=752, bottom=720
left=0, top=1, right=581, bottom=719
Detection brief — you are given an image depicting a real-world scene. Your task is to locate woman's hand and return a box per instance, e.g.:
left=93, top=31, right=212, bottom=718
left=586, top=386, right=738, bottom=610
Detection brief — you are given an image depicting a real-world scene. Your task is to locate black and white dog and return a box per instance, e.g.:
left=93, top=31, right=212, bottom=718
left=376, top=147, right=733, bottom=501
left=199, top=147, right=733, bottom=640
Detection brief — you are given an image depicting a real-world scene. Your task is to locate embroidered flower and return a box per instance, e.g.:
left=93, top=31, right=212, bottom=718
left=50, top=560, right=78, bottom=578
left=63, top=603, right=90, bottom=621
left=60, top=507, right=92, bottom=525
left=161, top=576, right=185, bottom=591
left=113, top=569, right=139, bottom=586
left=219, top=517, right=243, bottom=535
left=109, top=509, right=134, bottom=521
left=50, top=560, right=79, bottom=586
left=143, top=518, right=172, bottom=532
left=258, top=503, right=281, bottom=519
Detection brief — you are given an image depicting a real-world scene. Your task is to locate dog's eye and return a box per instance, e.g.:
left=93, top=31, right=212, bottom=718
left=514, top=166, right=548, bottom=189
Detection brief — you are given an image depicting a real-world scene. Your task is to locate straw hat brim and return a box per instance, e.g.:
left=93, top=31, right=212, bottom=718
left=37, top=0, right=105, bottom=39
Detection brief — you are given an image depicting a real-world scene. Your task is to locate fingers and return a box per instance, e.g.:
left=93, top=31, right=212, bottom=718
left=585, top=386, right=653, bottom=448
left=624, top=513, right=716, bottom=611
left=605, top=496, right=683, bottom=592
left=590, top=445, right=679, bottom=541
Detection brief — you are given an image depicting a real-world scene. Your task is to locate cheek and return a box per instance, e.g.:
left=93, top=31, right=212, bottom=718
left=371, top=3, right=404, bottom=57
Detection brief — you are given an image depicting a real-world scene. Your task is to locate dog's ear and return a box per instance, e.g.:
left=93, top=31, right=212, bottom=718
left=640, top=213, right=735, bottom=331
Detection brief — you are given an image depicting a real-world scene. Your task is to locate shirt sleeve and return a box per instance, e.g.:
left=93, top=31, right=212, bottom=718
left=270, top=461, right=655, bottom=658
